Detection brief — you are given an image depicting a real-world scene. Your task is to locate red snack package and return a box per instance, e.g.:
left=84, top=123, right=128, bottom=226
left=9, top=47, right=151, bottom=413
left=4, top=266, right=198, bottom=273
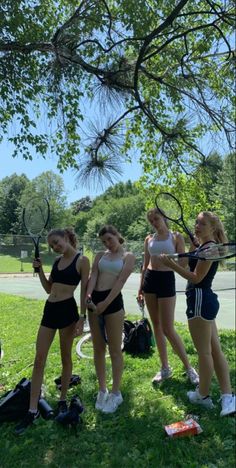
left=164, top=418, right=203, bottom=438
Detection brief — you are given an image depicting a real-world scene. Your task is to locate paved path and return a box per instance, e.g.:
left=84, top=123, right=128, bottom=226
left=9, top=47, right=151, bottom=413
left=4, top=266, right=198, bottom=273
left=0, top=271, right=235, bottom=330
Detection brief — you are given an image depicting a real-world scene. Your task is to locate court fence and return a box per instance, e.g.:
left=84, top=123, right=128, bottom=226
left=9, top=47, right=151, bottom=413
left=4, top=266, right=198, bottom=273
left=0, top=234, right=144, bottom=272
left=0, top=234, right=234, bottom=273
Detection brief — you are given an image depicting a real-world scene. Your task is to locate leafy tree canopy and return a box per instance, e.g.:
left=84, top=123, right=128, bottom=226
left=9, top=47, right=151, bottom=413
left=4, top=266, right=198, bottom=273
left=214, top=152, right=235, bottom=240
left=0, top=173, right=29, bottom=234
left=0, top=171, right=74, bottom=235
left=0, top=0, right=235, bottom=189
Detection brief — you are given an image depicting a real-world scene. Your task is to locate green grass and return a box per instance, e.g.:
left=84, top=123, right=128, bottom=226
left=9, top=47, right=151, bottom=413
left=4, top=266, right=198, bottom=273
left=0, top=254, right=55, bottom=274
left=0, top=293, right=235, bottom=468
left=0, top=248, right=94, bottom=274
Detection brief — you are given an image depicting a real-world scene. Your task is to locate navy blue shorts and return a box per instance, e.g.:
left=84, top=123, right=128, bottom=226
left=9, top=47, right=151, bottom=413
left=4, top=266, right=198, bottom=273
left=143, top=270, right=176, bottom=298
left=41, top=297, right=79, bottom=329
left=91, top=290, right=124, bottom=315
left=186, top=288, right=219, bottom=321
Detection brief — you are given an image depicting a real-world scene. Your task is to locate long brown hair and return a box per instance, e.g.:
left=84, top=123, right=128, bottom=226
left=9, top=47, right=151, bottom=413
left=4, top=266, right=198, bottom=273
left=147, top=208, right=169, bottom=228
left=98, top=225, right=125, bottom=244
left=200, top=212, right=228, bottom=244
left=47, top=228, right=78, bottom=248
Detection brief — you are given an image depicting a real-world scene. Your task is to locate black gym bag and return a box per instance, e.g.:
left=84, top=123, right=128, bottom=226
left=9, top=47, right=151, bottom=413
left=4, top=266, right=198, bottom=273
left=0, top=377, right=31, bottom=423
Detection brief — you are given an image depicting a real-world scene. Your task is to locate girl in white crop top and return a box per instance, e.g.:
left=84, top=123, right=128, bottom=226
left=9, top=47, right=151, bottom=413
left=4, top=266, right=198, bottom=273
left=138, top=208, right=199, bottom=387
left=98, top=256, right=124, bottom=276
left=86, top=225, right=135, bottom=414
left=148, top=231, right=176, bottom=256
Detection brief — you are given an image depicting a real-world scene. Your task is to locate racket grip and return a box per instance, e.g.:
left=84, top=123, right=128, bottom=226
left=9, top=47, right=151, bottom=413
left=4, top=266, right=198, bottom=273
left=86, top=297, right=97, bottom=312
left=188, top=232, right=199, bottom=247
left=34, top=256, right=41, bottom=273
left=34, top=245, right=40, bottom=273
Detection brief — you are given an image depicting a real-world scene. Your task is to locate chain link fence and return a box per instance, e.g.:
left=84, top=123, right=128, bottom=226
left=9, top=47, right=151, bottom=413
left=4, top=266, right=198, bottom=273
left=0, top=234, right=144, bottom=273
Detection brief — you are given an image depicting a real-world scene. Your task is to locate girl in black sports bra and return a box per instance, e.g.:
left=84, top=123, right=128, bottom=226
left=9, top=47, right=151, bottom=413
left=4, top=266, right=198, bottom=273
left=15, top=228, right=90, bottom=435
left=160, top=211, right=235, bottom=417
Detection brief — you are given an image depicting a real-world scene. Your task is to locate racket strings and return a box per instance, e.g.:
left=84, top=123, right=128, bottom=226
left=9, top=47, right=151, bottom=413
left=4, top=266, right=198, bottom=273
left=155, top=193, right=182, bottom=222
left=24, top=201, right=49, bottom=235
left=198, top=244, right=236, bottom=260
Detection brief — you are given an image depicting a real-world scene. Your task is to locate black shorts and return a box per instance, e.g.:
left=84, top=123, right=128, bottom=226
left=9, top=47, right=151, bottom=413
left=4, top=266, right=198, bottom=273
left=142, top=269, right=176, bottom=298
left=91, top=290, right=124, bottom=315
left=186, top=288, right=219, bottom=321
left=41, top=297, right=79, bottom=329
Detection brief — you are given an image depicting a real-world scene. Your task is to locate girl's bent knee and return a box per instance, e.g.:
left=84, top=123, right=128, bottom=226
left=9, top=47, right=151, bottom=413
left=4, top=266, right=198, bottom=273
left=109, top=349, right=123, bottom=361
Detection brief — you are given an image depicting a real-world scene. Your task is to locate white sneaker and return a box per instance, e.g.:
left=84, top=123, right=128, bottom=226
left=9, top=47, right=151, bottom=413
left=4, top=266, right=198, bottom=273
left=152, top=367, right=172, bottom=384
left=102, top=392, right=123, bottom=414
left=187, top=389, right=214, bottom=409
left=95, top=390, right=109, bottom=411
left=220, top=394, right=236, bottom=417
left=186, top=367, right=199, bottom=385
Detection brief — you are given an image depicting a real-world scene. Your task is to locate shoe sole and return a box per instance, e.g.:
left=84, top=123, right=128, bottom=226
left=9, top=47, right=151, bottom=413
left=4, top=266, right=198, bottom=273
left=102, top=400, right=123, bottom=414
left=220, top=409, right=236, bottom=417
left=152, top=375, right=172, bottom=385
left=15, top=418, right=39, bottom=436
left=187, top=398, right=214, bottom=409
left=95, top=399, right=109, bottom=411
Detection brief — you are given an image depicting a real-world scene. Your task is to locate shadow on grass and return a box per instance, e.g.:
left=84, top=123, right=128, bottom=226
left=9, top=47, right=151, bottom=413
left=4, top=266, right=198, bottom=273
left=0, top=301, right=235, bottom=468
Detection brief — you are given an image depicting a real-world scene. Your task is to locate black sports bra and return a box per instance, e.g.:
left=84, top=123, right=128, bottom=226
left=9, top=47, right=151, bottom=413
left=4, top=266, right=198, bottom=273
left=186, top=241, right=218, bottom=290
left=50, top=253, right=81, bottom=286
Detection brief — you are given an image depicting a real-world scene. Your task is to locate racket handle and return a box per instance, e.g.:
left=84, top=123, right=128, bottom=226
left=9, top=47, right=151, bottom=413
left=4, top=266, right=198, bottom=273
left=166, top=253, right=181, bottom=259
left=187, top=231, right=199, bottom=247
left=86, top=297, right=97, bottom=312
left=34, top=245, right=40, bottom=273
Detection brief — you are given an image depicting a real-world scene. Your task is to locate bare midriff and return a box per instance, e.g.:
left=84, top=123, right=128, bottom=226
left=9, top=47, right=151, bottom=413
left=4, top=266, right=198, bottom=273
left=95, top=272, right=119, bottom=291
left=147, top=256, right=173, bottom=272
left=48, top=282, right=77, bottom=302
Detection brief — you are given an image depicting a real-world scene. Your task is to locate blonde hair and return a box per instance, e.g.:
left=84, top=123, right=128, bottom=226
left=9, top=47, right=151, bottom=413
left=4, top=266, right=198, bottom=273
left=147, top=208, right=169, bottom=227
left=200, top=212, right=228, bottom=244
left=98, top=225, right=125, bottom=244
left=47, top=228, right=77, bottom=249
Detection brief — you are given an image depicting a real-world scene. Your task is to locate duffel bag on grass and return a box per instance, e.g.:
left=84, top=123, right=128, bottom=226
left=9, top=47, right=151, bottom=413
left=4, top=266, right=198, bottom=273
left=0, top=377, right=31, bottom=423
left=123, top=318, right=153, bottom=355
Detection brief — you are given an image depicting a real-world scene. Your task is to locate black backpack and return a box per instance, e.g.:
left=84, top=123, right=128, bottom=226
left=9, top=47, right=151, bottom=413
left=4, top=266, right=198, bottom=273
left=0, top=378, right=31, bottom=423
left=0, top=378, right=55, bottom=423
left=123, top=318, right=153, bottom=355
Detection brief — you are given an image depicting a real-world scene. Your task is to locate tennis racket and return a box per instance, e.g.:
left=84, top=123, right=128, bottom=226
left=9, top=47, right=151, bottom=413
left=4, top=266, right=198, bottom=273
left=166, top=243, right=236, bottom=262
left=155, top=192, right=196, bottom=243
left=23, top=197, right=50, bottom=273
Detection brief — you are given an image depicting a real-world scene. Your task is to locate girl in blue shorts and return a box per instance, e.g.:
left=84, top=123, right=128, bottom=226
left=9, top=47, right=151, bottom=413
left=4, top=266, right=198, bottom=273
left=160, top=211, right=235, bottom=417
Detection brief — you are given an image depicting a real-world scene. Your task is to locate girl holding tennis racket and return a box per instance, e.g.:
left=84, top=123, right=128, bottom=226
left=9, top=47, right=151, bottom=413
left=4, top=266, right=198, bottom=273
left=86, top=225, right=135, bottom=414
left=138, top=208, right=199, bottom=385
left=159, top=211, right=235, bottom=416
left=15, top=228, right=90, bottom=434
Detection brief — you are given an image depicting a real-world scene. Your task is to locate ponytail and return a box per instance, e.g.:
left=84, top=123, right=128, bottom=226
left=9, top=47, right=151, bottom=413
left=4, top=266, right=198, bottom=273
left=147, top=208, right=169, bottom=228
left=47, top=228, right=78, bottom=249
left=201, top=212, right=228, bottom=244
left=98, top=225, right=125, bottom=244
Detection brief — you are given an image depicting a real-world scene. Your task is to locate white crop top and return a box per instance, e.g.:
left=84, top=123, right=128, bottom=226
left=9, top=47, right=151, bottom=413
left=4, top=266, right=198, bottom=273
left=98, top=256, right=124, bottom=276
left=148, top=232, right=176, bottom=255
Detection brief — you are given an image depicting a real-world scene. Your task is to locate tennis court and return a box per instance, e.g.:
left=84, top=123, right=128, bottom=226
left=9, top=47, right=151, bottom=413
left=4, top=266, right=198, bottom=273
left=0, top=271, right=235, bottom=329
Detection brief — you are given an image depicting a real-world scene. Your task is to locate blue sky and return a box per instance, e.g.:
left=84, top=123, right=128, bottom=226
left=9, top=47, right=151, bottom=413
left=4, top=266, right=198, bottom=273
left=1, top=140, right=143, bottom=205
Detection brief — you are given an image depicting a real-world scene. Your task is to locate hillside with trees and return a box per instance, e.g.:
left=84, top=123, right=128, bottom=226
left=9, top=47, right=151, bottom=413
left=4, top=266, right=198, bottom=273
left=0, top=163, right=234, bottom=245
